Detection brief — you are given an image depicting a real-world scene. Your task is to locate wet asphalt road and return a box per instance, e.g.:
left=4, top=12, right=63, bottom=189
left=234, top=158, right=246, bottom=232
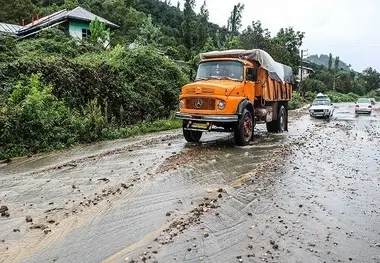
left=0, top=103, right=380, bottom=263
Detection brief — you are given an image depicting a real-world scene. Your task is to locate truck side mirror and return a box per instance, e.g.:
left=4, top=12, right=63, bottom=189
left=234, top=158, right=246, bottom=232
left=246, top=68, right=258, bottom=82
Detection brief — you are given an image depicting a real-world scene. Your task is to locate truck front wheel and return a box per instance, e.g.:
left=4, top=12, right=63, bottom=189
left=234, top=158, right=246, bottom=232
left=234, top=109, right=253, bottom=146
left=183, top=123, right=203, bottom=143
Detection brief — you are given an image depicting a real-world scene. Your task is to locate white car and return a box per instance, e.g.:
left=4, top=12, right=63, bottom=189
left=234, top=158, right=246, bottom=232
left=309, top=98, right=334, bottom=119
left=355, top=98, right=372, bottom=114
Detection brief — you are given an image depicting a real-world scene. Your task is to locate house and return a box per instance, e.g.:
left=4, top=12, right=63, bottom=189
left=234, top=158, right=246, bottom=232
left=0, top=7, right=119, bottom=44
left=296, top=66, right=315, bottom=82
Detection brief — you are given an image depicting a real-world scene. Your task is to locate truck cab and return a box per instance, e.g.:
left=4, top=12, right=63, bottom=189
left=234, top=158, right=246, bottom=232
left=175, top=49, right=293, bottom=146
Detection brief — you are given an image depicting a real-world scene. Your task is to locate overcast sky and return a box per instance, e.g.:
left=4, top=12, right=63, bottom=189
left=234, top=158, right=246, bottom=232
left=191, top=0, right=380, bottom=72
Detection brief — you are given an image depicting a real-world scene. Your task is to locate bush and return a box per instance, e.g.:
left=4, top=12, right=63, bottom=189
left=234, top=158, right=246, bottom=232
left=0, top=34, right=189, bottom=159
left=325, top=91, right=359, bottom=103
left=289, top=92, right=311, bottom=110
left=1, top=45, right=187, bottom=126
left=0, top=74, right=83, bottom=159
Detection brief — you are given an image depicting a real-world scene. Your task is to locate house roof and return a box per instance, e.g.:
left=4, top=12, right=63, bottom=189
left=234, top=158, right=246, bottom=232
left=0, top=6, right=119, bottom=37
left=299, top=66, right=315, bottom=72
left=24, top=7, right=119, bottom=29
left=67, top=7, right=119, bottom=28
left=0, top=23, right=25, bottom=35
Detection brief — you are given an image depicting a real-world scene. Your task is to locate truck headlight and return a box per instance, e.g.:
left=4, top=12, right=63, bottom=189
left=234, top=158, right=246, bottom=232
left=179, top=100, right=184, bottom=109
left=217, top=101, right=226, bottom=110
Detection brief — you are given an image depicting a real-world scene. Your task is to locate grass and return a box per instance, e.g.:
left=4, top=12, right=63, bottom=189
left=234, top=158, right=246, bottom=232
left=102, top=118, right=182, bottom=140
left=0, top=117, right=182, bottom=161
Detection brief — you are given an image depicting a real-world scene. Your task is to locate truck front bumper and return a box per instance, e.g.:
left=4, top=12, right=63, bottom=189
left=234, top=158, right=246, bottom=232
left=175, top=112, right=238, bottom=122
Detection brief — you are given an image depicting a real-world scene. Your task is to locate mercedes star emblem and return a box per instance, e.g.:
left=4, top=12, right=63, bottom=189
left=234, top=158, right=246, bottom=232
left=195, top=98, right=203, bottom=108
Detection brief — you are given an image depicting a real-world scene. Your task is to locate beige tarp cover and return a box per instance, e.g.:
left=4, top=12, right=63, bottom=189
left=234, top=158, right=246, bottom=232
left=200, top=49, right=294, bottom=84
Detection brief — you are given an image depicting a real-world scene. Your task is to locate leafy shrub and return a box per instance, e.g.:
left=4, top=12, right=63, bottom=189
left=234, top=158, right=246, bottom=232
left=1, top=45, right=187, bottom=126
left=289, top=92, right=309, bottom=110
left=325, top=91, right=359, bottom=102
left=0, top=74, right=82, bottom=159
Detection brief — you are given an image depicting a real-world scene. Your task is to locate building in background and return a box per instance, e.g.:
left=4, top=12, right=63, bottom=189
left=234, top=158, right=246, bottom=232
left=296, top=66, right=315, bottom=82
left=0, top=7, right=119, bottom=45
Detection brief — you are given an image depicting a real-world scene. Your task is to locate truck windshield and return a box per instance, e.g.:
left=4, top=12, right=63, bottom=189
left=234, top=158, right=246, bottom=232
left=196, top=61, right=244, bottom=82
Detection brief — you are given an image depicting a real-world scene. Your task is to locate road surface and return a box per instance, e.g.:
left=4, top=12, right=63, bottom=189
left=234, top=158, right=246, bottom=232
left=0, top=103, right=380, bottom=263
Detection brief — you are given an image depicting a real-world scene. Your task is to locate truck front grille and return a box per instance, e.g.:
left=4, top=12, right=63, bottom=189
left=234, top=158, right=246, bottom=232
left=186, top=98, right=215, bottom=110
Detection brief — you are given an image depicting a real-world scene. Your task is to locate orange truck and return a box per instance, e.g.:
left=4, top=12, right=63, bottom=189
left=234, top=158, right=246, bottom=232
left=175, top=49, right=294, bottom=146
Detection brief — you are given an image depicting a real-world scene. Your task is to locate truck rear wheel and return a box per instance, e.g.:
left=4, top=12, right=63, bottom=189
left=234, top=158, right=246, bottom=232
left=183, top=122, right=203, bottom=142
left=234, top=109, right=253, bottom=146
left=266, top=105, right=287, bottom=133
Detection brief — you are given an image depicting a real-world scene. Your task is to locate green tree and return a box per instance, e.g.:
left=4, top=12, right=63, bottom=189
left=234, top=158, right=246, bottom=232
left=0, top=0, right=39, bottom=24
left=0, top=36, right=18, bottom=63
left=62, top=0, right=79, bottom=9
left=227, top=3, right=244, bottom=34
left=101, top=2, right=147, bottom=44
left=201, top=36, right=216, bottom=52
left=196, top=0, right=209, bottom=48
left=223, top=35, right=242, bottom=50
left=303, top=78, right=327, bottom=93
left=328, top=53, right=333, bottom=70
left=334, top=56, right=340, bottom=70
left=135, top=15, right=162, bottom=46
left=361, top=67, right=380, bottom=92
left=240, top=21, right=271, bottom=50
left=182, top=0, right=196, bottom=52
left=271, top=27, right=304, bottom=73
left=89, top=17, right=111, bottom=47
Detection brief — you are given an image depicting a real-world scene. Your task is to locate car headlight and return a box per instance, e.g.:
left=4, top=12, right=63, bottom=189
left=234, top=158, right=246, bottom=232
left=179, top=100, right=184, bottom=109
left=217, top=101, right=226, bottom=110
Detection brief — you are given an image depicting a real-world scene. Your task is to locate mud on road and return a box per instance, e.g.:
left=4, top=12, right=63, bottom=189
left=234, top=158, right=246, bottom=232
left=1, top=103, right=380, bottom=263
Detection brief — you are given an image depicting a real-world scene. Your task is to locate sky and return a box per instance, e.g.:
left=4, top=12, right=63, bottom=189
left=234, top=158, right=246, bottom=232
left=192, top=0, right=380, bottom=72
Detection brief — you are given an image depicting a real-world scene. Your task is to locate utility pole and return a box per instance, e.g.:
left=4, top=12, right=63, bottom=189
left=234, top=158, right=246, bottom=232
left=299, top=49, right=308, bottom=95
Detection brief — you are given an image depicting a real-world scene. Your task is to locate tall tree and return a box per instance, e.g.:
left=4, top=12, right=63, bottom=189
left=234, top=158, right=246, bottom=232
left=240, top=21, right=271, bottom=50
left=89, top=17, right=110, bottom=47
left=0, top=0, right=39, bottom=24
left=196, top=0, right=209, bottom=49
left=182, top=0, right=196, bottom=57
left=328, top=53, right=333, bottom=70
left=135, top=14, right=162, bottom=46
left=227, top=3, right=244, bottom=34
left=333, top=56, right=340, bottom=91
left=334, top=56, right=340, bottom=70
left=361, top=67, right=380, bottom=93
left=271, top=27, right=304, bottom=72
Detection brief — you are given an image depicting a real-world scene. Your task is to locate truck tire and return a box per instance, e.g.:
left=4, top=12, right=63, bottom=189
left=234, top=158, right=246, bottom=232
left=183, top=122, right=202, bottom=142
left=266, top=105, right=287, bottom=133
left=234, top=108, right=253, bottom=146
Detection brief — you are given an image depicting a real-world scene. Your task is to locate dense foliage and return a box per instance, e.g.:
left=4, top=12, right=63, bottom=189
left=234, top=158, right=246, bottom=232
left=0, top=29, right=187, bottom=159
left=300, top=58, right=380, bottom=99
